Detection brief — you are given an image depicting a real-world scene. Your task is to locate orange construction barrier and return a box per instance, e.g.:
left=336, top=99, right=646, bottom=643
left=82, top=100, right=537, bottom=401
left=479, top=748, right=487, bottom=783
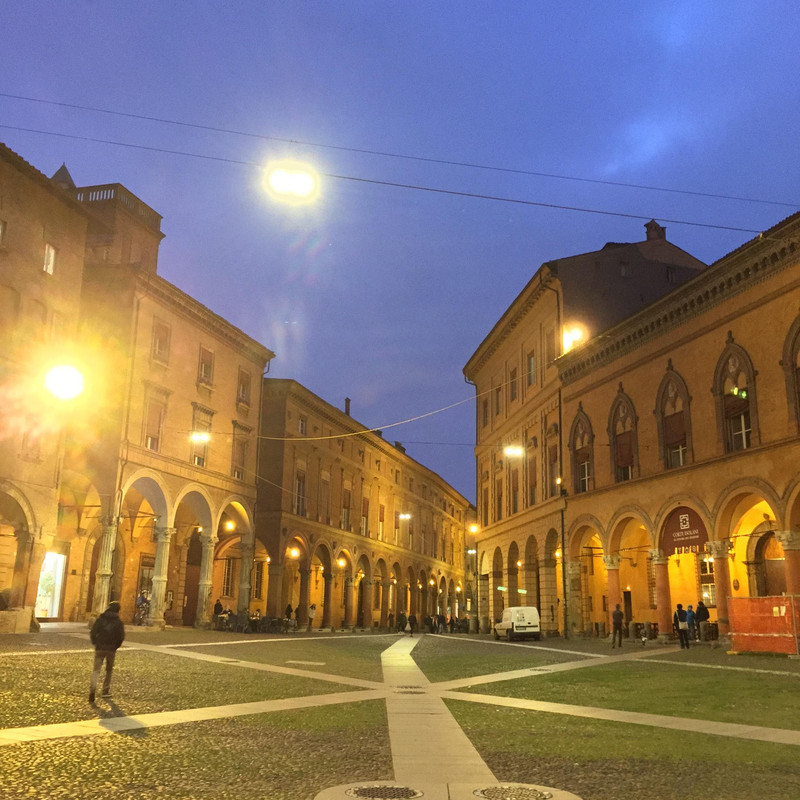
left=728, top=595, right=800, bottom=655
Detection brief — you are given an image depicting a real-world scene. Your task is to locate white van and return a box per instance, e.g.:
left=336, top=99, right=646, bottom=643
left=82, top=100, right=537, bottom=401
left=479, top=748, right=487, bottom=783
left=493, top=606, right=541, bottom=641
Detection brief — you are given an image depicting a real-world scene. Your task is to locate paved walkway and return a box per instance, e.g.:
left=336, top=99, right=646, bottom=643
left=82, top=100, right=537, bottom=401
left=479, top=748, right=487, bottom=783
left=3, top=629, right=800, bottom=797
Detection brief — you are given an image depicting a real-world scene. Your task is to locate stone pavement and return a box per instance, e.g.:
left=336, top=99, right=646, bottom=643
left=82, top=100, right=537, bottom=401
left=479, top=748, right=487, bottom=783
left=3, top=626, right=800, bottom=799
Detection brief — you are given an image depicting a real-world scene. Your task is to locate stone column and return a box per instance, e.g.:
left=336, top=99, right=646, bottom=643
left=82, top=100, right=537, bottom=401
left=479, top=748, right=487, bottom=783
left=707, top=539, right=732, bottom=635
left=566, top=560, right=582, bottom=637
left=776, top=531, right=800, bottom=595
left=92, top=518, right=120, bottom=616
left=361, top=579, right=373, bottom=628
left=321, top=573, right=333, bottom=628
left=195, top=533, right=218, bottom=627
left=266, top=562, right=284, bottom=618
left=478, top=573, right=490, bottom=633
left=380, top=580, right=390, bottom=627
left=343, top=576, right=355, bottom=628
left=9, top=529, right=32, bottom=608
left=651, top=549, right=672, bottom=641
left=508, top=564, right=519, bottom=606
left=296, top=568, right=311, bottom=626
left=236, top=540, right=254, bottom=615
left=539, top=557, right=559, bottom=635
left=603, top=554, right=622, bottom=633
left=149, top=526, right=175, bottom=627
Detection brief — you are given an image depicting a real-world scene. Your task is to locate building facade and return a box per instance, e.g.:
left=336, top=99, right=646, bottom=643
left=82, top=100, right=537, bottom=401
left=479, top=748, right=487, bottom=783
left=256, top=379, right=475, bottom=629
left=0, top=146, right=90, bottom=631
left=464, top=222, right=707, bottom=634
left=557, top=212, right=800, bottom=640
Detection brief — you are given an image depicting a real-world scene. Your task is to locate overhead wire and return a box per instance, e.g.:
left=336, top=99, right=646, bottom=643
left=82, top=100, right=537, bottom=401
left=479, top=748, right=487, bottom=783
left=1, top=91, right=797, bottom=208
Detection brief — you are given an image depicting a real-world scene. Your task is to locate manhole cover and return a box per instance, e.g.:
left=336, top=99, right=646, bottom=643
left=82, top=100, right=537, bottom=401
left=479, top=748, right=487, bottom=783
left=474, top=788, right=553, bottom=800
left=345, top=786, right=422, bottom=798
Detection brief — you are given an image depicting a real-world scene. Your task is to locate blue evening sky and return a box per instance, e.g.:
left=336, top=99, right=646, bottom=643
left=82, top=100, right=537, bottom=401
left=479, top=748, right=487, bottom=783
left=2, top=2, right=798, bottom=501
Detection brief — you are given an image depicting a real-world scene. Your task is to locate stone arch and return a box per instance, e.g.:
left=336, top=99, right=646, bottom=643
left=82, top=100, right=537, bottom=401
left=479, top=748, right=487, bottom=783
left=522, top=534, right=541, bottom=609
left=781, top=310, right=800, bottom=433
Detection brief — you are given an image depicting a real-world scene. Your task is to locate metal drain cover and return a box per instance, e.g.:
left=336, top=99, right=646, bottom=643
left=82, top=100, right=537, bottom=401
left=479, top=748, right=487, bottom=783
left=345, top=786, right=422, bottom=798
left=474, top=788, right=553, bottom=800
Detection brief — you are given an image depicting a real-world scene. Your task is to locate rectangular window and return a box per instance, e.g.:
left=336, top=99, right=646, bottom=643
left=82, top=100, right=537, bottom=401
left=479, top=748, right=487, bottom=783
left=663, top=412, right=687, bottom=468
left=482, top=487, right=489, bottom=527
left=527, top=457, right=537, bottom=506
left=724, top=395, right=751, bottom=451
left=394, top=510, right=400, bottom=544
left=548, top=444, right=559, bottom=497
left=482, top=399, right=489, bottom=427
left=495, top=478, right=503, bottom=522
left=298, top=415, right=307, bottom=435
left=546, top=329, right=556, bottom=363
left=222, top=558, right=235, bottom=597
left=251, top=561, right=264, bottom=600
left=494, top=387, right=502, bottom=416
left=237, top=370, right=251, bottom=405
left=620, top=261, right=631, bottom=277
left=509, top=368, right=518, bottom=402
left=526, top=351, right=536, bottom=387
left=232, top=433, right=247, bottom=481
left=0, top=219, right=6, bottom=246
left=43, top=242, right=56, bottom=274
left=319, top=475, right=331, bottom=524
left=294, top=470, right=307, bottom=517
left=577, top=455, right=591, bottom=493
left=667, top=266, right=680, bottom=284
left=191, top=406, right=212, bottom=467
left=198, top=346, right=214, bottom=385
left=360, top=497, right=369, bottom=536
left=510, top=468, right=519, bottom=514
left=144, top=400, right=165, bottom=452
left=615, top=430, right=634, bottom=482
left=342, top=488, right=351, bottom=530
left=378, top=504, right=385, bottom=540
left=137, top=555, right=155, bottom=598
left=151, top=320, right=171, bottom=362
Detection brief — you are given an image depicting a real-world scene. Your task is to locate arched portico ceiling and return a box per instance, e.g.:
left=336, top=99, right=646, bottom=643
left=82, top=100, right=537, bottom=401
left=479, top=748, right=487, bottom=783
left=784, top=475, right=800, bottom=530
left=568, top=519, right=605, bottom=560
left=355, top=553, right=371, bottom=579
left=0, top=482, right=36, bottom=531
left=544, top=527, right=560, bottom=557
left=374, top=558, right=388, bottom=580
left=122, top=472, right=169, bottom=523
left=216, top=497, right=253, bottom=532
left=523, top=534, right=539, bottom=562
left=309, top=541, right=333, bottom=569
left=491, top=546, right=503, bottom=571
left=174, top=488, right=214, bottom=535
left=714, top=480, right=782, bottom=539
left=507, top=541, right=520, bottom=569
left=606, top=507, right=653, bottom=554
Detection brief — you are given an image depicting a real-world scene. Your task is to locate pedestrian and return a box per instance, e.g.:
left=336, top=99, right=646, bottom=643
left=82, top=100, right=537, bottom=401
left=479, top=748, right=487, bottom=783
left=686, top=604, right=696, bottom=642
left=307, top=603, right=317, bottom=631
left=387, top=612, right=394, bottom=630
left=213, top=598, right=223, bottom=616
left=285, top=603, right=293, bottom=620
left=396, top=611, right=407, bottom=633
left=407, top=612, right=417, bottom=636
left=89, top=600, right=125, bottom=704
left=611, top=603, right=624, bottom=648
left=673, top=603, right=690, bottom=649
left=448, top=614, right=455, bottom=634
left=695, top=600, right=710, bottom=640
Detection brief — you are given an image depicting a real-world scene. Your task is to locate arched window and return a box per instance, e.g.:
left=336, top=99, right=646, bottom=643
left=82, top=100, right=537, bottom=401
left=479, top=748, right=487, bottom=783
left=569, top=405, right=594, bottom=494
left=608, top=386, right=638, bottom=482
left=713, top=334, right=759, bottom=452
left=654, top=362, right=693, bottom=469
left=782, top=313, right=800, bottom=434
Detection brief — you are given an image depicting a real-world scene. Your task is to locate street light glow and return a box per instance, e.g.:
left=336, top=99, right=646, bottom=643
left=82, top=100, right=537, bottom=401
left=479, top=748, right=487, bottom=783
left=44, top=364, right=84, bottom=401
left=265, top=161, right=319, bottom=203
left=190, top=431, right=211, bottom=443
left=503, top=445, right=524, bottom=458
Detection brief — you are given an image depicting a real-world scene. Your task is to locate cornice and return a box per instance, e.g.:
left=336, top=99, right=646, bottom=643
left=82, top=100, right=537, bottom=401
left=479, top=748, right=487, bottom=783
left=558, top=220, right=800, bottom=386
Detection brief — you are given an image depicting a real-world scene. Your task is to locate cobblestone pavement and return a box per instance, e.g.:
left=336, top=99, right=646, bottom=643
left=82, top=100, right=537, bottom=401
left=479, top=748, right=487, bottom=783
left=2, top=626, right=800, bottom=800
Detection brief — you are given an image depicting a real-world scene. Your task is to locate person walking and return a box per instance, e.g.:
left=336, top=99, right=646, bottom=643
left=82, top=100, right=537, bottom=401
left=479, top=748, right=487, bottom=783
left=695, top=600, right=710, bottom=641
left=307, top=603, right=317, bottom=632
left=89, top=601, right=125, bottom=704
left=611, top=603, right=624, bottom=648
left=407, top=612, right=417, bottom=636
left=685, top=604, right=696, bottom=642
left=673, top=603, right=690, bottom=649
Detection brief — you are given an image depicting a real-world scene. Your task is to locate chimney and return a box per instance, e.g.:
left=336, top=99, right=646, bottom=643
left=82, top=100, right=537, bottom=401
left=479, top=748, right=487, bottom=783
left=644, top=219, right=666, bottom=241
left=344, top=397, right=351, bottom=416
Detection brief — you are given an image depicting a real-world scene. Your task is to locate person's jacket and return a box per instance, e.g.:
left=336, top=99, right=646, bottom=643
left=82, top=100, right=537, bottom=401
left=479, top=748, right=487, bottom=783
left=90, top=608, right=125, bottom=651
left=673, top=608, right=687, bottom=627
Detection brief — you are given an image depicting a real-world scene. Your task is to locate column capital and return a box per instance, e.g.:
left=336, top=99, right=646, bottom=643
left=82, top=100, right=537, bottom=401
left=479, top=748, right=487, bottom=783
left=154, top=525, right=176, bottom=544
left=649, top=549, right=668, bottom=565
left=706, top=539, right=730, bottom=559
left=775, top=530, right=800, bottom=551
left=602, top=554, right=621, bottom=570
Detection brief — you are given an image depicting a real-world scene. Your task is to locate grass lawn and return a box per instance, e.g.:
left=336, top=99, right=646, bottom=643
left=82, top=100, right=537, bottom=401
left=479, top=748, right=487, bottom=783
left=185, top=635, right=389, bottom=682
left=447, top=700, right=800, bottom=800
left=0, top=700, right=391, bottom=800
left=456, top=658, right=800, bottom=730
left=1, top=649, right=356, bottom=728
left=410, top=635, right=593, bottom=682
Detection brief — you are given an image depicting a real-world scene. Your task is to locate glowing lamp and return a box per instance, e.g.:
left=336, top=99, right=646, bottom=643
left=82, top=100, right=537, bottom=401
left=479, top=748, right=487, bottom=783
left=45, top=365, right=84, bottom=400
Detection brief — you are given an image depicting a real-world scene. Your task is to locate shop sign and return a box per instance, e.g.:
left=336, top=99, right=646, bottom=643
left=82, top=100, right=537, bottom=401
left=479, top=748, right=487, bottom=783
left=661, top=506, right=708, bottom=555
